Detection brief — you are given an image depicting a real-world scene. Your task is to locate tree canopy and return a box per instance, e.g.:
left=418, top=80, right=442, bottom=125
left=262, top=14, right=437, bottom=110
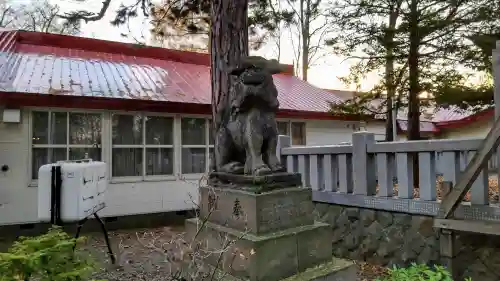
left=326, top=0, right=500, bottom=140
left=1, top=0, right=80, bottom=35
left=60, top=0, right=332, bottom=80
left=60, top=0, right=294, bottom=46
left=53, top=0, right=500, bottom=141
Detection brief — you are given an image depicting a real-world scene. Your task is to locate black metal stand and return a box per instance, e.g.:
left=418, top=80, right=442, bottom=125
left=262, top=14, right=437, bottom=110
left=73, top=213, right=116, bottom=264
left=50, top=166, right=63, bottom=226
left=50, top=164, right=116, bottom=265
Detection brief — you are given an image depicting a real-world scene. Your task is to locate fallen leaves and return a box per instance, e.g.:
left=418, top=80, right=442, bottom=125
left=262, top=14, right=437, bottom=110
left=376, top=175, right=499, bottom=202
left=357, top=261, right=389, bottom=281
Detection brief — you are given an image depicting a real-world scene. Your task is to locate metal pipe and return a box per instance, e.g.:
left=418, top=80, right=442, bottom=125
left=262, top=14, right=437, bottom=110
left=392, top=96, right=398, bottom=141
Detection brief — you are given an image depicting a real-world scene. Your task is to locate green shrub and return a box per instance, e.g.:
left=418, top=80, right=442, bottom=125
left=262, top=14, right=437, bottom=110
left=0, top=226, right=101, bottom=281
left=377, top=263, right=472, bottom=281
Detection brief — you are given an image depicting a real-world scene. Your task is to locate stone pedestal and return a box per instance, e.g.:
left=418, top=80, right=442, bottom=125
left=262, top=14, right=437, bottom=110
left=185, top=181, right=351, bottom=281
left=199, top=185, right=315, bottom=234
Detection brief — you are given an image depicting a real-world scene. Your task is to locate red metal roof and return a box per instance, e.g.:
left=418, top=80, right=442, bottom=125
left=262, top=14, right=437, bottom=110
left=0, top=29, right=343, bottom=115
left=434, top=107, right=494, bottom=128
left=397, top=120, right=438, bottom=133
left=431, top=107, right=470, bottom=122
left=0, top=29, right=492, bottom=129
left=324, top=87, right=494, bottom=129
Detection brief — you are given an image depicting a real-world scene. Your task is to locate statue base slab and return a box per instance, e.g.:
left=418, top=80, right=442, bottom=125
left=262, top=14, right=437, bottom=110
left=199, top=185, right=314, bottom=234
left=183, top=256, right=358, bottom=281
left=209, top=172, right=302, bottom=193
left=183, top=183, right=352, bottom=281
left=185, top=219, right=333, bottom=281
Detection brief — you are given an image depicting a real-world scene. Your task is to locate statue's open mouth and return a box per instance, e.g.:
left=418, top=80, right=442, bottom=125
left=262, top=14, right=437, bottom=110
left=241, top=71, right=266, bottom=85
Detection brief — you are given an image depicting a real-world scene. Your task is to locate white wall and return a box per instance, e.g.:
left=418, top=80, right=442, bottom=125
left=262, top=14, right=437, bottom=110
left=438, top=118, right=493, bottom=140
left=0, top=108, right=200, bottom=225
left=0, top=109, right=35, bottom=225
left=365, top=121, right=388, bottom=141
left=304, top=119, right=361, bottom=145
left=0, top=108, right=362, bottom=226
left=365, top=120, right=409, bottom=141
left=11, top=106, right=486, bottom=226
left=99, top=180, right=199, bottom=218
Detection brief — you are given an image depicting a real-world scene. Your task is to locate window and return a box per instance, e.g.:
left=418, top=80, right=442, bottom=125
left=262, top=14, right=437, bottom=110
left=181, top=117, right=212, bottom=174
left=31, top=111, right=102, bottom=179
left=291, top=122, right=306, bottom=145
left=277, top=121, right=306, bottom=145
left=111, top=114, right=174, bottom=178
left=277, top=121, right=289, bottom=136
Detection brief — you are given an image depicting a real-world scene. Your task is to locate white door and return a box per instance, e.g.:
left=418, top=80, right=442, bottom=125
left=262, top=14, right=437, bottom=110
left=0, top=142, right=34, bottom=225
left=0, top=143, right=18, bottom=204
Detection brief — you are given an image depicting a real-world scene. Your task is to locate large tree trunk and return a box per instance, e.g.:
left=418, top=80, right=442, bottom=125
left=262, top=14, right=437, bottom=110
left=383, top=1, right=402, bottom=141
left=407, top=0, right=420, bottom=141
left=385, top=97, right=395, bottom=141
left=408, top=0, right=420, bottom=188
left=210, top=0, right=249, bottom=171
left=384, top=10, right=396, bottom=141
left=300, top=0, right=309, bottom=81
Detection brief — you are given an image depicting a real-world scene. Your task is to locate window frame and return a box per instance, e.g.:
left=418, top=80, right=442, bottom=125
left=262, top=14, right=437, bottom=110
left=27, top=108, right=218, bottom=185
left=110, top=111, right=177, bottom=183
left=179, top=116, right=213, bottom=178
left=28, top=108, right=104, bottom=184
left=276, top=119, right=307, bottom=146
left=277, top=121, right=290, bottom=136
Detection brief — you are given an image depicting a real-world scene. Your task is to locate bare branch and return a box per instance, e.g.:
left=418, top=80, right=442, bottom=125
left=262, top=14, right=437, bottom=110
left=59, top=0, right=113, bottom=23
left=0, top=6, right=14, bottom=27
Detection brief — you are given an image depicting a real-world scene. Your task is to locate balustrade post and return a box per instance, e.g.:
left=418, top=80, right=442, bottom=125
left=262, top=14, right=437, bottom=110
left=494, top=41, right=500, bottom=180
left=439, top=181, right=459, bottom=280
left=277, top=135, right=291, bottom=170
left=352, top=132, right=377, bottom=195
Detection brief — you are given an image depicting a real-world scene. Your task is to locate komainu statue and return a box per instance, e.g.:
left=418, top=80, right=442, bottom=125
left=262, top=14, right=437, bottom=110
left=212, top=56, right=287, bottom=177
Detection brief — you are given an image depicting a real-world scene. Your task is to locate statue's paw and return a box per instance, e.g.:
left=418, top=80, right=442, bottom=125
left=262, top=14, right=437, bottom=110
left=220, top=162, right=244, bottom=174
left=269, top=164, right=286, bottom=172
left=253, top=164, right=272, bottom=176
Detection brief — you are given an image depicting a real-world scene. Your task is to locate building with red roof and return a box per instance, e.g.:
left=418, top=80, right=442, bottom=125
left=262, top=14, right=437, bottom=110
left=0, top=29, right=493, bottom=225
left=324, top=89, right=495, bottom=140
left=0, top=29, right=376, bottom=225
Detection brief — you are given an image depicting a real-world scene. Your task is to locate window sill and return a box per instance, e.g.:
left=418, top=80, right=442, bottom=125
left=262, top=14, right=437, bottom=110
left=178, top=173, right=208, bottom=181
left=30, top=174, right=202, bottom=186
left=110, top=175, right=177, bottom=184
left=144, top=175, right=178, bottom=182
left=179, top=173, right=208, bottom=185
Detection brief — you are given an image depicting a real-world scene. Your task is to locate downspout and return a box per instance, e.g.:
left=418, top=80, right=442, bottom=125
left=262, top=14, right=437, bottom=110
left=392, top=96, right=398, bottom=141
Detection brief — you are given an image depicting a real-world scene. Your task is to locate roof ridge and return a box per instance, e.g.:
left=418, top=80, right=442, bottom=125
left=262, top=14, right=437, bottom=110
left=13, top=30, right=296, bottom=75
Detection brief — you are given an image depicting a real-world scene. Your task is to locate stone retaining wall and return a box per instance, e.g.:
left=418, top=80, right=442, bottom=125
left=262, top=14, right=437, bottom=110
left=314, top=203, right=500, bottom=281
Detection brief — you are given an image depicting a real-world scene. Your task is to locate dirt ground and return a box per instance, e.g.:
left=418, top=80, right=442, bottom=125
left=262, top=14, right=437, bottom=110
left=84, top=226, right=186, bottom=281
left=78, top=226, right=387, bottom=281
left=5, top=176, right=499, bottom=281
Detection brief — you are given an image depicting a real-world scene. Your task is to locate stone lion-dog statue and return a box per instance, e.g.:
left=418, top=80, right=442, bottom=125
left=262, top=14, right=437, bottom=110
left=213, top=56, right=287, bottom=176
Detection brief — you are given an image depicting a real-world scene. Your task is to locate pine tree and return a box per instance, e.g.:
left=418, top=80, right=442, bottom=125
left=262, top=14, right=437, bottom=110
left=60, top=0, right=290, bottom=172
left=327, top=0, right=500, bottom=140
left=327, top=0, right=405, bottom=141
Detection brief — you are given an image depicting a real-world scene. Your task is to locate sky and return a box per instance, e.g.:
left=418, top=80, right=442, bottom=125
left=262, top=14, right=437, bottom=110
left=13, top=0, right=379, bottom=91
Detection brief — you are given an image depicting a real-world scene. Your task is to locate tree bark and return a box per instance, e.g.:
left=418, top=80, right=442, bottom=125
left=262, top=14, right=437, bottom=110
left=384, top=7, right=396, bottom=141
left=407, top=0, right=420, bottom=141
left=383, top=0, right=402, bottom=141
left=408, top=0, right=420, bottom=188
left=300, top=0, right=310, bottom=81
left=385, top=96, right=395, bottom=141
left=210, top=0, right=249, bottom=170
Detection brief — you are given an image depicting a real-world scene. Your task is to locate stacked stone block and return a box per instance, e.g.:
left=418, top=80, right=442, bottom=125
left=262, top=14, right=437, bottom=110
left=185, top=186, right=332, bottom=281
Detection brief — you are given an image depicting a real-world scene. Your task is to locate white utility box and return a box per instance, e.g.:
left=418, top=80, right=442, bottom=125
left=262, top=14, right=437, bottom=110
left=38, top=159, right=108, bottom=223
left=2, top=108, right=21, bottom=123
